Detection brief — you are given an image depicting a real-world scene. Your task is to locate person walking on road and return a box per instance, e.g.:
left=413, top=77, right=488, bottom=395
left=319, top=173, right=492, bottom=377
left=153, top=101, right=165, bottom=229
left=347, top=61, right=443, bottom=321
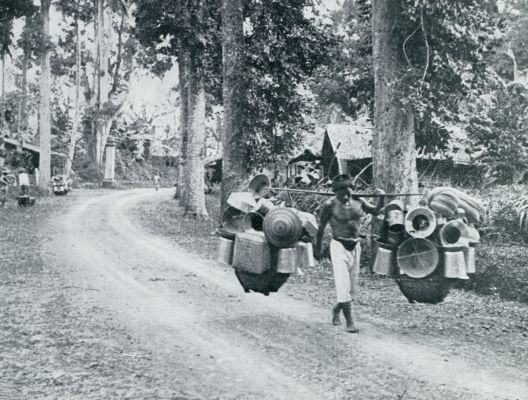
left=153, top=172, right=161, bottom=191
left=314, top=174, right=384, bottom=333
left=18, top=168, right=30, bottom=196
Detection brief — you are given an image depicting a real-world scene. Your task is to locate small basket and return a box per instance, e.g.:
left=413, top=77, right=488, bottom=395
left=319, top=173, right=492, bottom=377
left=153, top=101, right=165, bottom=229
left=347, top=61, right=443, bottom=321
left=387, top=224, right=405, bottom=245
left=276, top=248, right=297, bottom=274
left=405, top=207, right=436, bottom=239
left=217, top=237, right=234, bottom=265
left=232, top=231, right=271, bottom=274
left=373, top=240, right=397, bottom=277
left=440, top=245, right=469, bottom=280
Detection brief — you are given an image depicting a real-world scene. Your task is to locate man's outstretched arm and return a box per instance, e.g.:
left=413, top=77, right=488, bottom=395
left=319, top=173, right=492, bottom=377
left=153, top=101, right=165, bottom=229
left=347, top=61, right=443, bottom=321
left=356, top=189, right=385, bottom=215
left=315, top=200, right=333, bottom=260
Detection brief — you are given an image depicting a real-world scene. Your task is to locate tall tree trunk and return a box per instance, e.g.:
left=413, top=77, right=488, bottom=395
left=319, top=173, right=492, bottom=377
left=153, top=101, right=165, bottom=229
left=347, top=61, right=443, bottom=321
left=371, top=0, right=418, bottom=199
left=176, top=53, right=189, bottom=203
left=65, top=19, right=82, bottom=178
left=0, top=54, right=4, bottom=167
left=221, top=0, right=249, bottom=215
left=17, top=54, right=28, bottom=134
left=94, top=0, right=104, bottom=169
left=1, top=53, right=4, bottom=100
left=90, top=0, right=103, bottom=169
left=111, top=14, right=125, bottom=95
left=1, top=52, right=5, bottom=131
left=96, top=3, right=113, bottom=168
left=185, top=75, right=208, bottom=218
left=39, top=0, right=52, bottom=187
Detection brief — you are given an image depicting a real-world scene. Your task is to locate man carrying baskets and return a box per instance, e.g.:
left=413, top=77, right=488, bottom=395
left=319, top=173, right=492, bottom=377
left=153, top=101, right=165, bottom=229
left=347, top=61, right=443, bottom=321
left=314, top=174, right=384, bottom=333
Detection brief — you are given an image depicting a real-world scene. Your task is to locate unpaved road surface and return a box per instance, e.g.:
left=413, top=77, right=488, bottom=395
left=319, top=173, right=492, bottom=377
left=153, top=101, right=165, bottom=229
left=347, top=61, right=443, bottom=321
left=7, top=189, right=528, bottom=399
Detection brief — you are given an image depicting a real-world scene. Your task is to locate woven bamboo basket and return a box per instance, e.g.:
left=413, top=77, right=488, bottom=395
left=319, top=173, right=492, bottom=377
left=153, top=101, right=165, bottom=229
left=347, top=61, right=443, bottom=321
left=396, top=274, right=451, bottom=304
left=234, top=269, right=291, bottom=296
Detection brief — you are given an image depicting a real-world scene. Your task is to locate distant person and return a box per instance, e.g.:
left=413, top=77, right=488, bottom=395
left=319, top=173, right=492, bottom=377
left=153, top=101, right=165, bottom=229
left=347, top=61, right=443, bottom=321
left=34, top=168, right=40, bottom=186
left=1, top=169, right=11, bottom=206
left=153, top=172, right=161, bottom=191
left=18, top=168, right=30, bottom=196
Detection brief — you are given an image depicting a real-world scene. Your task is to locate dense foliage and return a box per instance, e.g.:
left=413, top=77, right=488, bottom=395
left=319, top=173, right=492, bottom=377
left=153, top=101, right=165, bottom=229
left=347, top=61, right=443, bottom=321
left=134, top=0, right=222, bottom=97
left=467, top=82, right=528, bottom=183
left=312, top=0, right=501, bottom=154
left=0, top=0, right=35, bottom=21
left=238, top=0, right=336, bottom=168
left=135, top=0, right=335, bottom=169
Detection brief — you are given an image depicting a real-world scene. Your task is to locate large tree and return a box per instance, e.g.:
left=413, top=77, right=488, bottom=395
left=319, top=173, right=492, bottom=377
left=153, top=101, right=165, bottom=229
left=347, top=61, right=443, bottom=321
left=371, top=0, right=417, bottom=195
left=39, top=0, right=52, bottom=186
left=219, top=0, right=334, bottom=210
left=136, top=0, right=333, bottom=215
left=369, top=0, right=500, bottom=194
left=221, top=0, right=247, bottom=212
left=0, top=0, right=36, bottom=132
left=314, top=0, right=500, bottom=191
left=135, top=0, right=219, bottom=217
left=54, top=0, right=94, bottom=177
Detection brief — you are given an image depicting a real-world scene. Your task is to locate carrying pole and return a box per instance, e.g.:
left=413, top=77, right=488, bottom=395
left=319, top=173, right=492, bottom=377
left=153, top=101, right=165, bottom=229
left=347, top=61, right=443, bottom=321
left=270, top=187, right=423, bottom=198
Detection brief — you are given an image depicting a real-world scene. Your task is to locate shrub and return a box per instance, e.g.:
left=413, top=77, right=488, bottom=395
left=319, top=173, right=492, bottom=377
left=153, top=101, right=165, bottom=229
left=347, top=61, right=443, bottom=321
left=473, top=244, right=528, bottom=303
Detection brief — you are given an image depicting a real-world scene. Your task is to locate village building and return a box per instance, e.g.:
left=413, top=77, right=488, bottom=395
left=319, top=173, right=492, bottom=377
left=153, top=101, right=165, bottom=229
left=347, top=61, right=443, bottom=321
left=320, top=123, right=479, bottom=185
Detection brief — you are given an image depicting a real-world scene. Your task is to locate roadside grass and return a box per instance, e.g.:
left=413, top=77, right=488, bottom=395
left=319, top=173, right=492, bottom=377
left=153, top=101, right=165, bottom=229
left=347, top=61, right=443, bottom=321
left=131, top=194, right=221, bottom=258
left=129, top=193, right=528, bottom=369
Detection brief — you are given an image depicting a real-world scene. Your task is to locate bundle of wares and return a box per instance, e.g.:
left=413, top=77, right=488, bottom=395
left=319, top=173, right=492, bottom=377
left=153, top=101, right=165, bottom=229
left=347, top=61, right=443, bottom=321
left=217, top=174, right=318, bottom=296
left=372, top=187, right=484, bottom=304
left=217, top=175, right=485, bottom=303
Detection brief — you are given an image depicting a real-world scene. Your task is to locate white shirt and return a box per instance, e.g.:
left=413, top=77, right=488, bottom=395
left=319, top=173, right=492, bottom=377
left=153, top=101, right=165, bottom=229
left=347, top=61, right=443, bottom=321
left=19, top=173, right=29, bottom=186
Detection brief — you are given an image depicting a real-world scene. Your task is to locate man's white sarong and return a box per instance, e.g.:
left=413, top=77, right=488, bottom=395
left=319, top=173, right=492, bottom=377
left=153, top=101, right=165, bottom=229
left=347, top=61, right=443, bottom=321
left=330, top=239, right=361, bottom=303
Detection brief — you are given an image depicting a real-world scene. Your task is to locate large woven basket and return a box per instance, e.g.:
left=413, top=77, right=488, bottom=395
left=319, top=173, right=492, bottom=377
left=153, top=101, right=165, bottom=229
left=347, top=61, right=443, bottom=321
left=263, top=208, right=303, bottom=248
left=395, top=236, right=450, bottom=303
left=396, top=274, right=451, bottom=304
left=234, top=269, right=291, bottom=296
left=396, top=238, right=439, bottom=279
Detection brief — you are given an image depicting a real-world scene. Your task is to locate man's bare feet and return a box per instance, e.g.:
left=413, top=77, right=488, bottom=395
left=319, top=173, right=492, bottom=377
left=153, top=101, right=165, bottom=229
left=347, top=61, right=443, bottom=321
left=341, top=301, right=358, bottom=332
left=332, top=304, right=342, bottom=325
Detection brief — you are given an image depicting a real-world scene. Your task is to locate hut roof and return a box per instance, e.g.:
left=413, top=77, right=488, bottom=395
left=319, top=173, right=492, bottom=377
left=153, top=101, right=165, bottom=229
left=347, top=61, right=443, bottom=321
left=324, top=123, right=471, bottom=164
left=288, top=149, right=321, bottom=165
left=4, top=137, right=41, bottom=154
left=325, top=124, right=373, bottom=160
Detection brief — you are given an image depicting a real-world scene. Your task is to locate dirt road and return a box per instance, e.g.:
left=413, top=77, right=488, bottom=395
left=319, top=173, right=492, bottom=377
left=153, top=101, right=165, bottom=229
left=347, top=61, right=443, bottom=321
left=42, top=189, right=526, bottom=400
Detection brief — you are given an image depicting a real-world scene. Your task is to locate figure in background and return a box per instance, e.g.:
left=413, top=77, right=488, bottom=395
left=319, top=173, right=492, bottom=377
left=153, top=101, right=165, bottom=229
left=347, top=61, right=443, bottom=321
left=18, top=168, right=30, bottom=196
left=153, top=172, right=161, bottom=191
left=1, top=169, right=12, bottom=206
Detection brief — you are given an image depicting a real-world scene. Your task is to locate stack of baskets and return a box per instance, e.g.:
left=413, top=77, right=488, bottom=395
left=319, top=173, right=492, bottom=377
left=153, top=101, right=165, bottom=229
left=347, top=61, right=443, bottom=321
left=217, top=175, right=316, bottom=296
left=373, top=188, right=483, bottom=304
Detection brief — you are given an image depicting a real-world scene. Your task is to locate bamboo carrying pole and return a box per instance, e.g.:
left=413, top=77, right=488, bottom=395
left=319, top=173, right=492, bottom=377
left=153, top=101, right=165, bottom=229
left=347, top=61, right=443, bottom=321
left=270, top=187, right=423, bottom=198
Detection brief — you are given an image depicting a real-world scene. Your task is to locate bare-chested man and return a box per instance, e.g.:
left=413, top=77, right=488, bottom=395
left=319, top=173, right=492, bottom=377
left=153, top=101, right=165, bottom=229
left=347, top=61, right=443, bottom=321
left=314, top=174, right=383, bottom=333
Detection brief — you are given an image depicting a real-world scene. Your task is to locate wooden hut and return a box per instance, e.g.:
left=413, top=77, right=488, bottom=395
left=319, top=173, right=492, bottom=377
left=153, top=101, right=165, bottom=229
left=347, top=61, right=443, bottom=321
left=321, top=124, right=373, bottom=180
left=321, top=124, right=479, bottom=184
left=286, top=149, right=322, bottom=181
